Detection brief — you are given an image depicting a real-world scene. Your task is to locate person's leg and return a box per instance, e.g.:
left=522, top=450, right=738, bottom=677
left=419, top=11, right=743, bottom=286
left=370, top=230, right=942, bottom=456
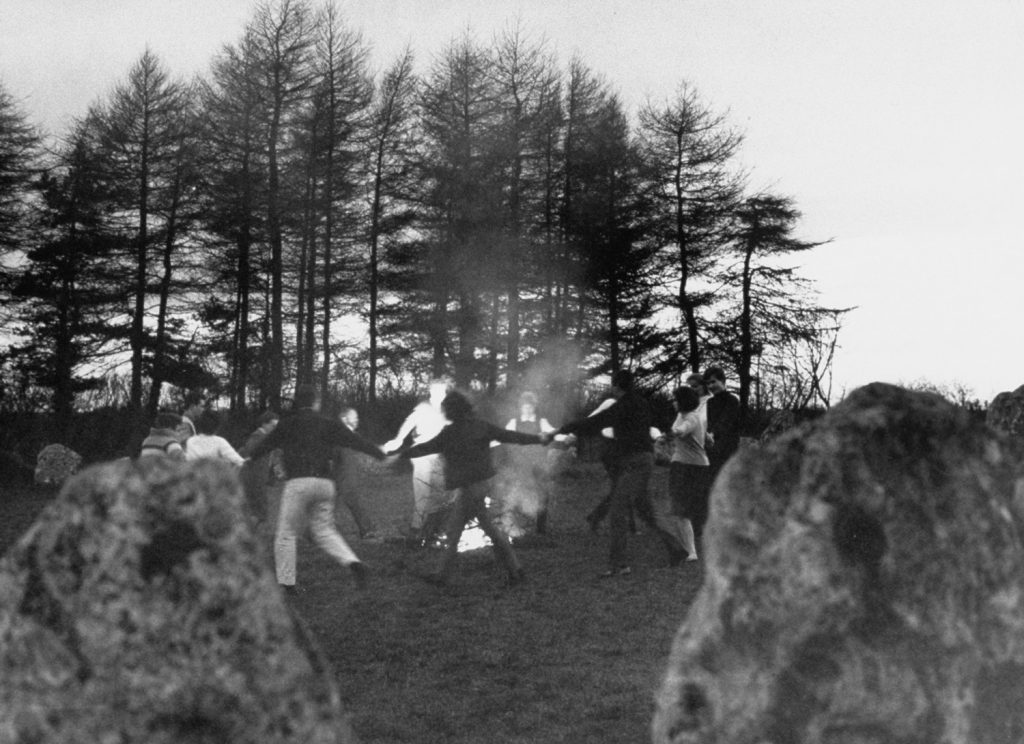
left=606, top=463, right=632, bottom=571
left=469, top=479, right=523, bottom=579
left=532, top=465, right=551, bottom=534
left=336, top=476, right=374, bottom=538
left=437, top=489, right=471, bottom=581
left=308, top=478, right=361, bottom=567
left=607, top=453, right=654, bottom=572
left=412, top=454, right=448, bottom=543
left=692, top=464, right=713, bottom=543
left=275, top=478, right=310, bottom=586
left=239, top=457, right=267, bottom=524
left=640, top=474, right=689, bottom=563
left=410, top=457, right=432, bottom=533
left=587, top=459, right=617, bottom=530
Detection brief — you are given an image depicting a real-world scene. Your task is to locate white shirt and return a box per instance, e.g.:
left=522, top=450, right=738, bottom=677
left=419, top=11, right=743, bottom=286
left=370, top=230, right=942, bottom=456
left=184, top=434, right=245, bottom=466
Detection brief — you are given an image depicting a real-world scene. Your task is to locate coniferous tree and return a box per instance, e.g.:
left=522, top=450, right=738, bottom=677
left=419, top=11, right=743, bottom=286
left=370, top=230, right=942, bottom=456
left=489, top=24, right=561, bottom=387
left=365, top=46, right=419, bottom=400
left=5, top=125, right=126, bottom=430
left=85, top=49, right=197, bottom=412
left=571, top=93, right=659, bottom=376
left=636, top=82, right=743, bottom=377
left=0, top=81, right=41, bottom=259
left=308, top=4, right=372, bottom=393
left=415, top=33, right=503, bottom=386
left=245, top=0, right=318, bottom=407
left=713, top=192, right=837, bottom=424
left=201, top=30, right=272, bottom=410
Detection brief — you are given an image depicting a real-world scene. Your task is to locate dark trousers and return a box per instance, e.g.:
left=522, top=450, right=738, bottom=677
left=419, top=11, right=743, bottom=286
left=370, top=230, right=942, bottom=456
left=669, top=462, right=711, bottom=540
left=587, top=460, right=637, bottom=533
left=607, top=451, right=657, bottom=568
left=439, top=478, right=522, bottom=580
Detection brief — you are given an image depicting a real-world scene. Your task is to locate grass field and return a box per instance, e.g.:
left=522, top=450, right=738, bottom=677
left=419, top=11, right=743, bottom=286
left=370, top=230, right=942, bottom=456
left=0, top=458, right=703, bottom=744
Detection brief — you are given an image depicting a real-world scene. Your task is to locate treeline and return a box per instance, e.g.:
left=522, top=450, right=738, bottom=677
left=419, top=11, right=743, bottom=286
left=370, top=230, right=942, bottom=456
left=0, top=0, right=845, bottom=435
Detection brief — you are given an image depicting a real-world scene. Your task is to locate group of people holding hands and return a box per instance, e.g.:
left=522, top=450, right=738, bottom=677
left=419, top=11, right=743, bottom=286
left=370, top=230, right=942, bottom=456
left=137, top=365, right=741, bottom=590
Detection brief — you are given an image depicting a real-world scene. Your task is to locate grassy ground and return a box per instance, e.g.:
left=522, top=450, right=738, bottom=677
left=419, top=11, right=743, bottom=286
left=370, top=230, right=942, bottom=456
left=0, top=459, right=703, bottom=744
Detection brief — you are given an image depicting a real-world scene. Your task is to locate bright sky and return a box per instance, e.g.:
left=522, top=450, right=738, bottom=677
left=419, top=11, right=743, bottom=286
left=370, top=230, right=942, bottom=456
left=2, top=0, right=1022, bottom=403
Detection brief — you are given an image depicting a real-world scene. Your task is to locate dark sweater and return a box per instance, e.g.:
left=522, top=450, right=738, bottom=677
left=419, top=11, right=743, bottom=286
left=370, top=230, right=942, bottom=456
left=557, top=391, right=654, bottom=460
left=250, top=408, right=384, bottom=478
left=706, top=390, right=741, bottom=460
left=404, top=417, right=543, bottom=490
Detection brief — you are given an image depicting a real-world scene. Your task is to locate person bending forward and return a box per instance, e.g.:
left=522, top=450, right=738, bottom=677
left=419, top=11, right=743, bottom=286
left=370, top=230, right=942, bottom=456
left=250, top=385, right=386, bottom=591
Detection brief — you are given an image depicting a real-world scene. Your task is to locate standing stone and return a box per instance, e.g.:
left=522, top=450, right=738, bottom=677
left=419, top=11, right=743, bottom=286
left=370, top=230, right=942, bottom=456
left=0, top=458, right=356, bottom=743
left=987, top=383, right=1024, bottom=439
left=34, top=443, right=82, bottom=486
left=654, top=382, right=1024, bottom=744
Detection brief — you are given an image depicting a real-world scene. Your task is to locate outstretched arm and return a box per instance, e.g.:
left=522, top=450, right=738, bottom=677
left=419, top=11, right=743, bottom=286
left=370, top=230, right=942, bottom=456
left=384, top=406, right=424, bottom=451
left=332, top=421, right=387, bottom=460
left=403, top=430, right=444, bottom=459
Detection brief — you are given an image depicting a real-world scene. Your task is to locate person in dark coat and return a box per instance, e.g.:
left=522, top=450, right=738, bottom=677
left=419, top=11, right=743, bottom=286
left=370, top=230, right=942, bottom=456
left=249, top=385, right=386, bottom=592
left=703, top=365, right=741, bottom=482
left=549, top=370, right=689, bottom=577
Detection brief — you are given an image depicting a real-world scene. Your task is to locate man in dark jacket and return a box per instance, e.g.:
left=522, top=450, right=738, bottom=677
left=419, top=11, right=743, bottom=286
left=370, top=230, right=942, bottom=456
left=551, top=370, right=689, bottom=577
left=703, top=366, right=741, bottom=479
left=250, top=384, right=385, bottom=592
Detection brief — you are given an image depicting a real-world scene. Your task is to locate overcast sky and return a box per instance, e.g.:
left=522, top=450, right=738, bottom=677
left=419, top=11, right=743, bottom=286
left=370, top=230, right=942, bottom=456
left=3, top=0, right=1022, bottom=402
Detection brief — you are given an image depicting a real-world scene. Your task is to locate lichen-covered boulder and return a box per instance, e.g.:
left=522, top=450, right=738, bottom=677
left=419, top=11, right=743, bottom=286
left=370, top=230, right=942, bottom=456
left=987, top=384, right=1024, bottom=439
left=34, top=443, right=82, bottom=486
left=0, top=458, right=356, bottom=743
left=654, top=382, right=1024, bottom=744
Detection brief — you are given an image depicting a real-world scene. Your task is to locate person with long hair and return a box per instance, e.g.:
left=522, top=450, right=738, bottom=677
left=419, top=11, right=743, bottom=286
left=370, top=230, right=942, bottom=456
left=398, top=390, right=545, bottom=586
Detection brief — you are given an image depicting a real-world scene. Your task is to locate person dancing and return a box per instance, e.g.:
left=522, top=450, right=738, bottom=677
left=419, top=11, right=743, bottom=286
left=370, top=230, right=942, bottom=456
left=397, top=390, right=545, bottom=587
left=384, top=377, right=452, bottom=547
left=548, top=370, right=689, bottom=577
left=249, top=384, right=386, bottom=592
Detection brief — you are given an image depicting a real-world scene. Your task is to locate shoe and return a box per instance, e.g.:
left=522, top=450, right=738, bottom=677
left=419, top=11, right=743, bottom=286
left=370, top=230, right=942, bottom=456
left=279, top=583, right=299, bottom=594
left=349, top=562, right=369, bottom=589
left=508, top=568, right=527, bottom=586
left=585, top=515, right=600, bottom=533
left=686, top=554, right=699, bottom=562
left=599, top=566, right=632, bottom=578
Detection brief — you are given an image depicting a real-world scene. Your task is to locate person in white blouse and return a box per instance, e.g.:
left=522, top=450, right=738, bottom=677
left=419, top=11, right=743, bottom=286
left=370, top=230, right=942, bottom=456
left=669, top=386, right=710, bottom=560
left=502, top=391, right=559, bottom=535
left=383, top=377, right=453, bottom=547
left=184, top=411, right=245, bottom=466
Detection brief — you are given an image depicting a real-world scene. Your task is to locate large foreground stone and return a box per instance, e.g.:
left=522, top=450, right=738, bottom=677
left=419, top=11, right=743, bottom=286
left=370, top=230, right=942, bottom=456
left=0, top=458, right=355, bottom=743
left=654, top=383, right=1024, bottom=744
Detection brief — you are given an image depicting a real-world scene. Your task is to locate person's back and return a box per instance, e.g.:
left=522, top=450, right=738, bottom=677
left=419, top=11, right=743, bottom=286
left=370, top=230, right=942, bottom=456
left=140, top=413, right=185, bottom=461
left=432, top=416, right=504, bottom=489
left=185, top=411, right=244, bottom=465
left=604, top=390, right=655, bottom=459
left=270, top=409, right=345, bottom=478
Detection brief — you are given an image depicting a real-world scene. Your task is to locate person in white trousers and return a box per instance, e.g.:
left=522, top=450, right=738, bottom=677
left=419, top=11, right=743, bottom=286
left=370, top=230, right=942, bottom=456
left=249, top=384, right=387, bottom=591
